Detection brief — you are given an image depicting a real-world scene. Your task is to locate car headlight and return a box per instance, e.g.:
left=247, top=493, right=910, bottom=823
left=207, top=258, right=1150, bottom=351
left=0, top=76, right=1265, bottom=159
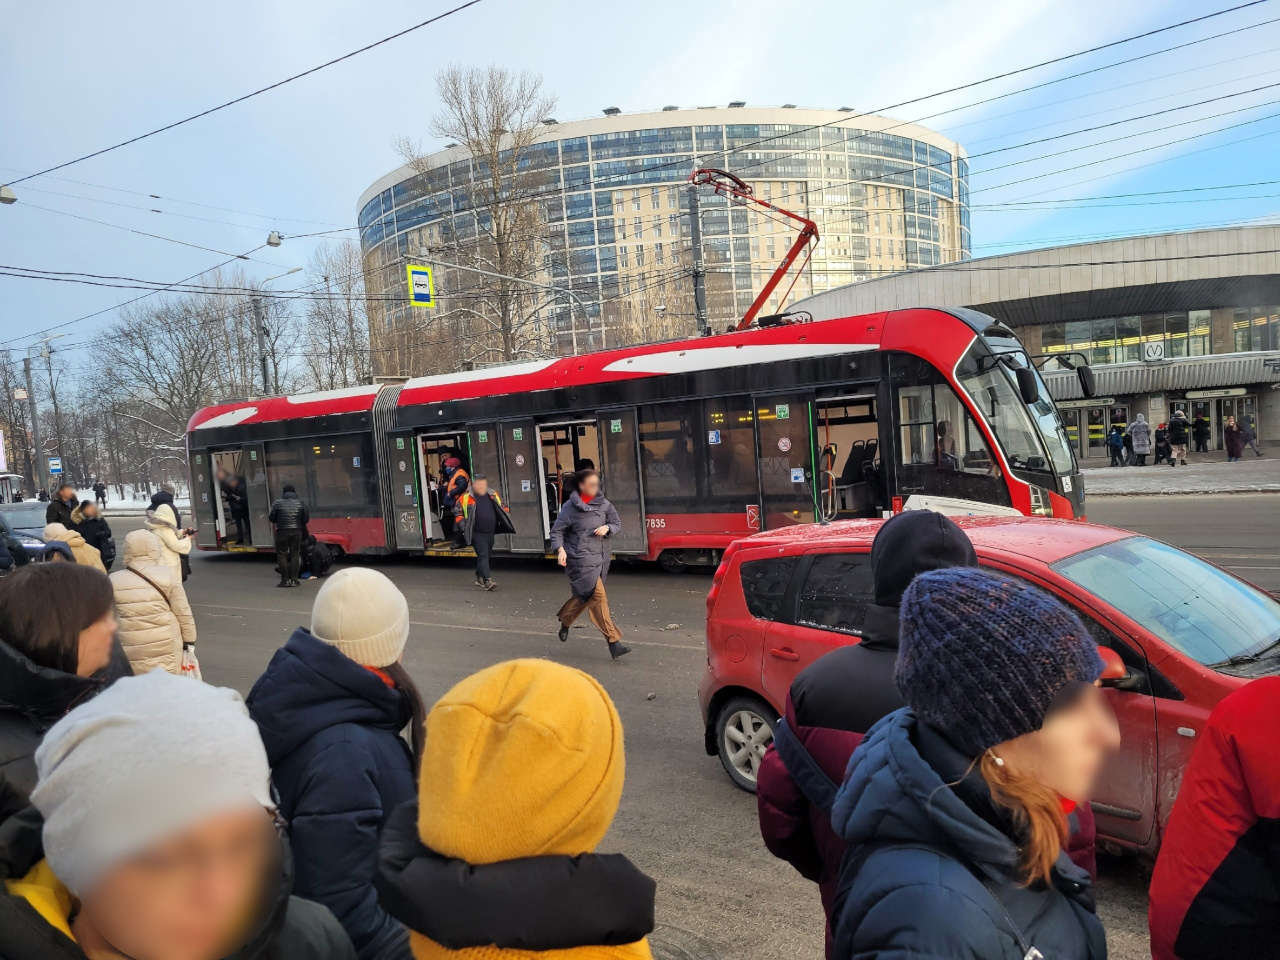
left=1029, top=485, right=1052, bottom=517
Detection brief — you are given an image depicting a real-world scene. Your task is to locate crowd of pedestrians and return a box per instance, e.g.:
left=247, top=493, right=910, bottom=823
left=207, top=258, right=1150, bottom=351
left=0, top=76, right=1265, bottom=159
left=1101, top=409, right=1267, bottom=466
left=1, top=499, right=1276, bottom=960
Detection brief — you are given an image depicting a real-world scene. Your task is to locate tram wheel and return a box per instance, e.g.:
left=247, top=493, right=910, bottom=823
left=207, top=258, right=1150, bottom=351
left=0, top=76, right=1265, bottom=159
left=657, top=550, right=687, bottom=574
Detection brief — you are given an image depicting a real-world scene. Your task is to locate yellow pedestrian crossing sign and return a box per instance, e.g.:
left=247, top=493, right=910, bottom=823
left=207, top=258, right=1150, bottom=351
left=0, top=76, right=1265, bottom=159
left=406, top=264, right=435, bottom=308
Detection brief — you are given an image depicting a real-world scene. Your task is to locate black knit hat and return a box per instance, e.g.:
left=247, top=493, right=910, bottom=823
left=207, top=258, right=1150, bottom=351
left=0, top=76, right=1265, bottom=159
left=895, top=566, right=1105, bottom=757
left=871, top=511, right=978, bottom=607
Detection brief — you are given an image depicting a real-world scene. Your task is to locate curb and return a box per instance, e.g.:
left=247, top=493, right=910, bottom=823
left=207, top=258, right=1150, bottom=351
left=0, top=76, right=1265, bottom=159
left=1088, top=487, right=1280, bottom=497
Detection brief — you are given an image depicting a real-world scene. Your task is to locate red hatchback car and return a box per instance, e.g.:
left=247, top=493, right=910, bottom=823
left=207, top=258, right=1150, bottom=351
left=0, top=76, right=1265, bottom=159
left=700, top=516, right=1280, bottom=859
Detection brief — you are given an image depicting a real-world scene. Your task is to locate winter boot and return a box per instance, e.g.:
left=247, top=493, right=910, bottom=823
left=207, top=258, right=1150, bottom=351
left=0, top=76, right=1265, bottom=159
left=558, top=623, right=569, bottom=642
left=474, top=575, right=484, bottom=587
left=608, top=641, right=632, bottom=660
left=276, top=578, right=290, bottom=588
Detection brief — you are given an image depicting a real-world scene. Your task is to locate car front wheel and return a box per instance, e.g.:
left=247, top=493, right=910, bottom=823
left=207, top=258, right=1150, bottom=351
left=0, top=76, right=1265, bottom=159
left=715, top=695, right=778, bottom=793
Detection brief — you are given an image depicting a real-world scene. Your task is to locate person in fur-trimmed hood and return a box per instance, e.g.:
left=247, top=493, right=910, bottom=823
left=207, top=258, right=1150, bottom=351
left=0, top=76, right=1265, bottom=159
left=376, top=659, right=655, bottom=959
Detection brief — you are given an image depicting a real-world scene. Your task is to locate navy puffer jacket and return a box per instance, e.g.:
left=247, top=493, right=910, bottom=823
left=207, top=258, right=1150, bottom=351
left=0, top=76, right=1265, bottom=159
left=248, top=628, right=415, bottom=960
left=830, top=709, right=1106, bottom=960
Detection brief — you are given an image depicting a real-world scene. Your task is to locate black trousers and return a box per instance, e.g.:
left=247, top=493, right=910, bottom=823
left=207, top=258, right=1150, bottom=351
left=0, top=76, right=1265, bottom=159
left=473, top=531, right=495, bottom=580
left=1195, top=439, right=1209, bottom=452
left=275, top=530, right=302, bottom=581
left=232, top=511, right=249, bottom=543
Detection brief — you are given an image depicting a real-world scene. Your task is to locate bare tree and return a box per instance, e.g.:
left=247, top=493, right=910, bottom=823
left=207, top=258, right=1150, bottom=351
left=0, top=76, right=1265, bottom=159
left=301, top=241, right=372, bottom=389
left=393, top=65, right=557, bottom=367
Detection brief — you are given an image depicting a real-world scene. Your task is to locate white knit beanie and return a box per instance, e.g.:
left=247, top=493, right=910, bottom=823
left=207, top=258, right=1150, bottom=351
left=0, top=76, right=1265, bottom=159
left=310, top=567, right=410, bottom=668
left=31, top=671, right=273, bottom=896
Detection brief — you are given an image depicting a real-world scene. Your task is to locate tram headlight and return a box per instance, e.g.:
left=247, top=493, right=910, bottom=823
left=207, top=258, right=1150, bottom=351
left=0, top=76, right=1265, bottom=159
left=1028, top=484, right=1052, bottom=517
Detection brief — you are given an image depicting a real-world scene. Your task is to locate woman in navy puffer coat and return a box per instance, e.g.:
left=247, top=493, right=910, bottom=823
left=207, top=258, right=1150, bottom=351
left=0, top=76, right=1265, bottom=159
left=829, top=567, right=1116, bottom=960
left=248, top=569, right=425, bottom=960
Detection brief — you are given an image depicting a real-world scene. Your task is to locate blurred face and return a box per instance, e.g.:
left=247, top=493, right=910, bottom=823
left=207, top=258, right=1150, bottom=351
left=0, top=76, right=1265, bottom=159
left=472, top=477, right=488, bottom=496
left=59, top=486, right=75, bottom=501
left=83, top=503, right=99, bottom=519
left=999, top=684, right=1120, bottom=803
left=75, top=808, right=278, bottom=960
left=77, top=608, right=118, bottom=677
left=578, top=473, right=601, bottom=498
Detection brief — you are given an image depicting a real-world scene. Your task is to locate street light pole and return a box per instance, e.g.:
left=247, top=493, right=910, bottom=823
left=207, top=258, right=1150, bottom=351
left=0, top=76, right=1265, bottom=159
left=686, top=182, right=708, bottom=336
left=22, top=356, right=46, bottom=494
left=252, top=267, right=302, bottom=396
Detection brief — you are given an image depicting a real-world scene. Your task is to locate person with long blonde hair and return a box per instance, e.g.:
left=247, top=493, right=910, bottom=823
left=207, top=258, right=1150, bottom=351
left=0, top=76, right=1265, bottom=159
left=829, top=566, right=1119, bottom=960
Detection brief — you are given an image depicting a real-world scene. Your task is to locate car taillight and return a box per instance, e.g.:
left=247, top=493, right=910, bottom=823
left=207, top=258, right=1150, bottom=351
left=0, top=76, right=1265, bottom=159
left=707, top=548, right=734, bottom=618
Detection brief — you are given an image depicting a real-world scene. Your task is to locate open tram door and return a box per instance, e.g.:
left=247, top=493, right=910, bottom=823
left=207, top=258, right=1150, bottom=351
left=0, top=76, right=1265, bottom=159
left=414, top=431, right=470, bottom=547
left=194, top=445, right=272, bottom=550
left=814, top=393, right=883, bottom=520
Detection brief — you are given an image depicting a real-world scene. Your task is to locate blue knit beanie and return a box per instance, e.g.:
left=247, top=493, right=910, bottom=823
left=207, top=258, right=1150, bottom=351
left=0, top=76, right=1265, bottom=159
left=895, top=566, right=1104, bottom=757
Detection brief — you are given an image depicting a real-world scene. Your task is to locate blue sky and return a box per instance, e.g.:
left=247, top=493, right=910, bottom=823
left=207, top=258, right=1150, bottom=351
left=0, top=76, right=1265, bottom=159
left=3, top=0, right=1280, bottom=357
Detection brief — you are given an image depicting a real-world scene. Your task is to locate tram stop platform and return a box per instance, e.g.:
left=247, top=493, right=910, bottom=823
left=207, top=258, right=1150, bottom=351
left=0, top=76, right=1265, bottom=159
left=1082, top=453, right=1280, bottom=496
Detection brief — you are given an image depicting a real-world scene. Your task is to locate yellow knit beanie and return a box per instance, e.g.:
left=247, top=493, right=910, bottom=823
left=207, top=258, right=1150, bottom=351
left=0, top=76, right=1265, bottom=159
left=417, top=659, right=624, bottom=864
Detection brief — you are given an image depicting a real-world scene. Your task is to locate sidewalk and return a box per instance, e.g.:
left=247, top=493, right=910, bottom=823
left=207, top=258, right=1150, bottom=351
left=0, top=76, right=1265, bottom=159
left=1083, top=451, right=1279, bottom=496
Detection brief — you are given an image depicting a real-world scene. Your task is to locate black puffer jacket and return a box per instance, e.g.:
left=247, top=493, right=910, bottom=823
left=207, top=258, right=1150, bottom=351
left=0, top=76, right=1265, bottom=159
left=70, top=507, right=113, bottom=567
left=269, top=492, right=310, bottom=531
left=1167, top=414, right=1190, bottom=445
left=0, top=639, right=102, bottom=804
left=43, top=499, right=74, bottom=529
left=0, top=803, right=357, bottom=960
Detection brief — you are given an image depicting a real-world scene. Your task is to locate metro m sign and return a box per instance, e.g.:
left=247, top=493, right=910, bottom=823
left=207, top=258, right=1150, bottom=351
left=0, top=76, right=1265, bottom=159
left=406, top=264, right=435, bottom=308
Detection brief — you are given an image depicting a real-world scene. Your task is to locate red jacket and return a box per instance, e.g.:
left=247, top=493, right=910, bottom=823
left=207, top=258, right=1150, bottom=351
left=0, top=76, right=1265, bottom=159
left=1149, top=677, right=1280, bottom=960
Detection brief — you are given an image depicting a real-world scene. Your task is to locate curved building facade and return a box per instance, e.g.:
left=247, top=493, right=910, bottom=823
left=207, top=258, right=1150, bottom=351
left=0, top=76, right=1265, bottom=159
left=358, top=106, right=970, bottom=376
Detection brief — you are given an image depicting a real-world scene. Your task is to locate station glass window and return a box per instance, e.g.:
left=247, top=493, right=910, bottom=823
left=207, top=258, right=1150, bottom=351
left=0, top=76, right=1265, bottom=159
left=796, top=553, right=874, bottom=635
left=740, top=556, right=798, bottom=621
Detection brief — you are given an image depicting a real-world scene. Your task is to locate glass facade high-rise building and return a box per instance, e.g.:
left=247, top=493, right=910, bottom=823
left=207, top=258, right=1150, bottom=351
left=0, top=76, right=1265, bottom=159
left=357, top=107, right=970, bottom=377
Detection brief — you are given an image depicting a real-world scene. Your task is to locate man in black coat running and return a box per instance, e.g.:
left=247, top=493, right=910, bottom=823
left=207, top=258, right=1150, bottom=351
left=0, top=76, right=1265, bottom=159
left=269, top=484, right=310, bottom=588
left=453, top=474, right=516, bottom=591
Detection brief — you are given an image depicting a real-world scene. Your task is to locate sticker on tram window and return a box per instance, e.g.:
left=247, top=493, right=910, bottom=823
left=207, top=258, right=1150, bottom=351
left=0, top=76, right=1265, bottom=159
left=1062, top=477, right=1073, bottom=493
left=398, top=460, right=407, bottom=472
left=478, top=431, right=488, bottom=443
left=610, top=419, right=622, bottom=433
left=195, top=455, right=203, bottom=464
left=202, top=493, right=208, bottom=503
left=513, top=427, right=524, bottom=441
left=776, top=404, right=790, bottom=420
left=404, top=484, right=413, bottom=497
left=396, top=437, right=405, bottom=450
left=708, top=430, right=721, bottom=445
left=521, top=479, right=532, bottom=492
left=777, top=436, right=792, bottom=452
left=791, top=467, right=805, bottom=484
left=515, top=454, right=525, bottom=466
left=352, top=456, right=361, bottom=467
left=250, top=450, right=258, bottom=460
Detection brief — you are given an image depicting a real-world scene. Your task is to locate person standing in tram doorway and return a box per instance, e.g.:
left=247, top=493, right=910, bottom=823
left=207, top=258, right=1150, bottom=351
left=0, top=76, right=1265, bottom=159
left=550, top=468, right=631, bottom=659
left=440, top=456, right=469, bottom=542
left=269, top=483, right=310, bottom=588
left=454, top=473, right=515, bottom=591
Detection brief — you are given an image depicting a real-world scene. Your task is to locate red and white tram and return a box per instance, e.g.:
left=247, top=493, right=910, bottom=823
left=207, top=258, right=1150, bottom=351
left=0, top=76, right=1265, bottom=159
left=185, top=306, right=1089, bottom=569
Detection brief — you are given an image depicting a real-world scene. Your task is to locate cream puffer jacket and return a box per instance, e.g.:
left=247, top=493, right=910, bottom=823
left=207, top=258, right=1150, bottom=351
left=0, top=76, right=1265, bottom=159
left=41, top=523, right=107, bottom=574
left=110, top=529, right=197, bottom=675
left=144, top=502, right=192, bottom=573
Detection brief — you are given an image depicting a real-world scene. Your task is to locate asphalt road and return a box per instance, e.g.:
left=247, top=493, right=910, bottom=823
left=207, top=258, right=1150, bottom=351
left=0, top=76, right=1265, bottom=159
left=107, top=494, right=1280, bottom=960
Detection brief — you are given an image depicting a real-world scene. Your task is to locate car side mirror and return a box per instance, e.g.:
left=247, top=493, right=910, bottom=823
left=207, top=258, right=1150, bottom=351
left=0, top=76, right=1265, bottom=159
left=1098, top=646, right=1126, bottom=681
left=1016, top=366, right=1040, bottom=405
left=1077, top=364, right=1096, bottom=398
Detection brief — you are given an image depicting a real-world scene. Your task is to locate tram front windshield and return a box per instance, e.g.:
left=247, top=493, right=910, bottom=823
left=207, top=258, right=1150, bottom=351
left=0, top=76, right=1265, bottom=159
left=956, top=338, right=1077, bottom=480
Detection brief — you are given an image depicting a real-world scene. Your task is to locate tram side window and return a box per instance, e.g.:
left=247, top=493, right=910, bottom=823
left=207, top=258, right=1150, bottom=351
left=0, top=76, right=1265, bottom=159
left=639, top=402, right=700, bottom=512
left=890, top=354, right=1009, bottom=506
left=265, top=433, right=380, bottom=518
left=704, top=396, right=757, bottom=510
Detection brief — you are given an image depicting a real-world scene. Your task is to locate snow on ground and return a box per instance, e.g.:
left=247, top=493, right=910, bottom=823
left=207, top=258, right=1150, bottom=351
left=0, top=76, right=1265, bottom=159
left=1083, top=453, right=1280, bottom=496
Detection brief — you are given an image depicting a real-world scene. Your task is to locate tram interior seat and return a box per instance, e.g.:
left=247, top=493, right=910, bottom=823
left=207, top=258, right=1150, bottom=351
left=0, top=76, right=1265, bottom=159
left=830, top=439, right=882, bottom=518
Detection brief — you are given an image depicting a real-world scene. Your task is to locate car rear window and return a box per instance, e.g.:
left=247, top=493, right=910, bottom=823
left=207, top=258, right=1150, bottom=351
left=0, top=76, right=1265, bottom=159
left=740, top=556, right=798, bottom=621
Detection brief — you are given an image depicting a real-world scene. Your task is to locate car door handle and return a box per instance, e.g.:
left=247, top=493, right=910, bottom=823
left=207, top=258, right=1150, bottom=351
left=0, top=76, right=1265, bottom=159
left=769, top=647, right=800, bottom=661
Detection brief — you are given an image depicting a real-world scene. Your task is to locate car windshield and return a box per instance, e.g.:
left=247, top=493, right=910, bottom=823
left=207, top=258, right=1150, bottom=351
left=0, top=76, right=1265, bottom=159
left=957, top=341, right=1076, bottom=477
left=0, top=502, right=48, bottom=526
left=1052, top=536, right=1280, bottom=666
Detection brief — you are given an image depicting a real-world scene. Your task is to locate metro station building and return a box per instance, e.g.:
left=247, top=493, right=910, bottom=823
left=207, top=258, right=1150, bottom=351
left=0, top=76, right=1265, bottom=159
left=799, top=224, right=1280, bottom=457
